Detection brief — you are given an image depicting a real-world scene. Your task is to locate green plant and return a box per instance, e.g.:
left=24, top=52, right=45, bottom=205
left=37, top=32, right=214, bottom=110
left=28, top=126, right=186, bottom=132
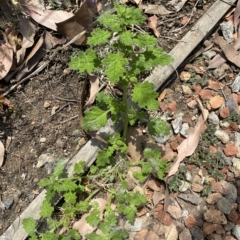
left=223, top=110, right=240, bottom=124
left=23, top=3, right=173, bottom=239
left=23, top=161, right=86, bottom=239
left=187, top=123, right=225, bottom=181
left=167, top=165, right=187, bottom=192
left=69, top=2, right=173, bottom=141
left=133, top=148, right=169, bottom=183
left=188, top=69, right=208, bottom=87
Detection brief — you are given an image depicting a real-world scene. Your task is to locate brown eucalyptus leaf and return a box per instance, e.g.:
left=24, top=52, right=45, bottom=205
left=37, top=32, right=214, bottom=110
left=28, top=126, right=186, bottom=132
left=0, top=140, right=5, bottom=167
left=214, top=35, right=240, bottom=68
left=20, top=0, right=73, bottom=31
left=57, top=0, right=100, bottom=45
left=167, top=115, right=204, bottom=177
left=84, top=75, right=99, bottom=109
left=234, top=1, right=240, bottom=32
left=148, top=15, right=160, bottom=38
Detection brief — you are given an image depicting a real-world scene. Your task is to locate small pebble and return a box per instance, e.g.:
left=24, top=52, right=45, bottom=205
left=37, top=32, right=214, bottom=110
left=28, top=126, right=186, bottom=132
left=4, top=199, right=14, bottom=210
left=171, top=113, right=183, bottom=134
left=202, top=50, right=216, bottom=59
left=208, top=111, right=220, bottom=125
left=216, top=197, right=233, bottom=214
left=125, top=218, right=143, bottom=231
left=178, top=193, right=202, bottom=205
left=40, top=137, right=46, bottom=143
left=179, top=181, right=191, bottom=192
left=214, top=130, right=230, bottom=144
left=180, top=123, right=189, bottom=138
left=231, top=74, right=240, bottom=93
left=232, top=225, right=240, bottom=239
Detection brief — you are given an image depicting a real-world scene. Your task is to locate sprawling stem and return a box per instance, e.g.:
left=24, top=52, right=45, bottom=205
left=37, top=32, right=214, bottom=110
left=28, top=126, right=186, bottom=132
left=122, top=82, right=129, bottom=142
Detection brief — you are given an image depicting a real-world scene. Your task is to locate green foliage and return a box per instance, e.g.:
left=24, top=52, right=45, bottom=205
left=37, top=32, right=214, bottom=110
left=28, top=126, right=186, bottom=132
left=87, top=29, right=111, bottom=46
left=188, top=69, right=208, bottom=87
left=116, top=191, right=147, bottom=223
left=133, top=148, right=169, bottom=183
left=167, top=165, right=187, bottom=192
left=69, top=2, right=173, bottom=138
left=187, top=123, right=226, bottom=181
left=24, top=4, right=173, bottom=240
left=22, top=218, right=37, bottom=238
left=223, top=110, right=240, bottom=124
left=148, top=117, right=170, bottom=136
left=132, top=82, right=159, bottom=110
left=69, top=49, right=100, bottom=73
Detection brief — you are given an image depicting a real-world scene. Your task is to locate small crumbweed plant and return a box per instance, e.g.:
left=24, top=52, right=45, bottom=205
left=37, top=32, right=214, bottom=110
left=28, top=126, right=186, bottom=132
left=69, top=2, right=173, bottom=140
left=23, top=3, right=173, bottom=239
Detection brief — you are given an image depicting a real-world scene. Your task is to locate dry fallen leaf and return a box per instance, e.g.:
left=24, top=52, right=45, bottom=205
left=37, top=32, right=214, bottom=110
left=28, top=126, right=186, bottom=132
left=144, top=5, right=173, bottom=15
left=213, top=35, right=240, bottom=68
left=0, top=40, right=13, bottom=80
left=0, top=140, right=5, bottom=167
left=15, top=31, right=65, bottom=81
left=168, top=0, right=188, bottom=12
left=152, top=190, right=165, bottom=206
left=167, top=115, right=205, bottom=177
left=148, top=15, right=160, bottom=38
left=158, top=88, right=167, bottom=102
left=57, top=0, right=100, bottom=45
left=208, top=37, right=240, bottom=69
left=84, top=75, right=99, bottom=109
left=126, top=127, right=144, bottom=162
left=20, top=0, right=74, bottom=31
left=234, top=1, right=240, bottom=32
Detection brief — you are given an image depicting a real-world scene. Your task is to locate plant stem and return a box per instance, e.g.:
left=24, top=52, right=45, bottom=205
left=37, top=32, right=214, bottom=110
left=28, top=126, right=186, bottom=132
left=122, top=82, right=129, bottom=142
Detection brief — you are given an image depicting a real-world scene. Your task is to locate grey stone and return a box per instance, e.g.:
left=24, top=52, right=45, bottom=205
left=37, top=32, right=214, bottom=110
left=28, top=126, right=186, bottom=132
left=232, top=225, right=240, bottom=239
left=232, top=74, right=240, bottom=93
left=180, top=123, right=189, bottom=138
left=235, top=132, right=240, bottom=147
left=202, top=50, right=216, bottom=59
left=213, top=67, right=225, bottom=79
left=221, top=180, right=237, bottom=203
left=124, top=218, right=142, bottom=231
left=226, top=95, right=239, bottom=112
left=154, top=129, right=173, bottom=144
left=179, top=228, right=192, bottom=240
left=214, top=129, right=230, bottom=144
left=216, top=197, right=233, bottom=214
left=189, top=227, right=204, bottom=240
left=171, top=113, right=183, bottom=134
left=224, top=222, right=234, bottom=231
left=208, top=111, right=220, bottom=125
left=4, top=199, right=14, bottom=210
left=178, top=193, right=202, bottom=205
left=220, top=20, right=234, bottom=43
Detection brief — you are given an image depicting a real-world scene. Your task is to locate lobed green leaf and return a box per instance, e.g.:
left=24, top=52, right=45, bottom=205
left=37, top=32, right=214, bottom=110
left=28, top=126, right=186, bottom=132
left=87, top=28, right=111, bottom=46
left=69, top=49, right=100, bottom=73
left=82, top=106, right=108, bottom=131
left=22, top=218, right=36, bottom=237
left=102, top=53, right=127, bottom=83
left=148, top=117, right=170, bottom=136
left=132, top=82, right=159, bottom=110
left=40, top=200, right=54, bottom=218
left=119, top=31, right=135, bottom=46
